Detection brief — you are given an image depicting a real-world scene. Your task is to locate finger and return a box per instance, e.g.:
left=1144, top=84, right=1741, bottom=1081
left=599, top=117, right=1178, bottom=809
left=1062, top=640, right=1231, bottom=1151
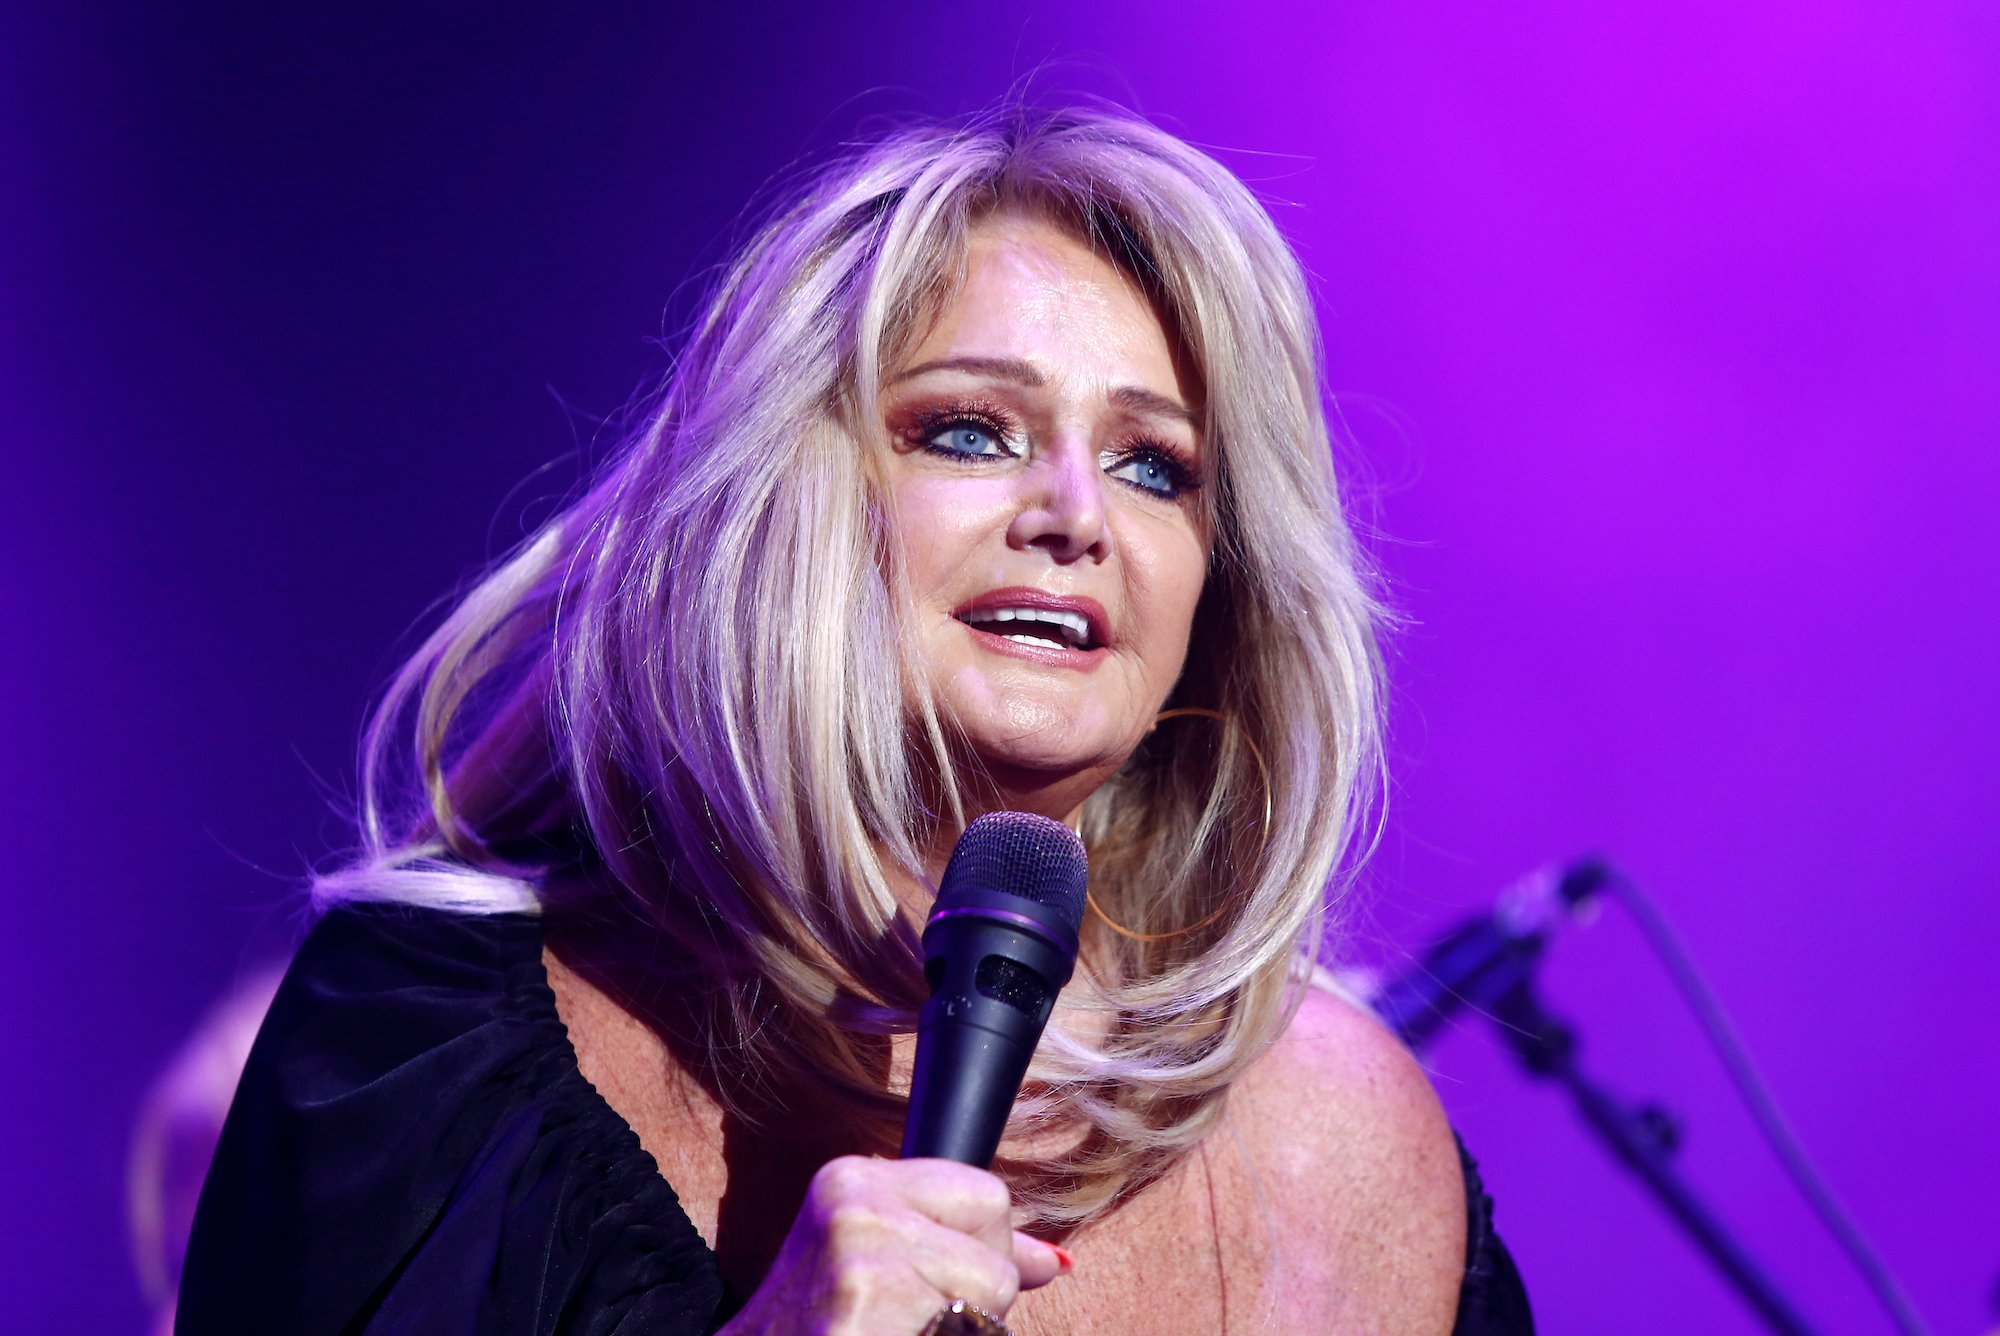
left=900, top=1218, right=1023, bottom=1316
left=1012, top=1232, right=1071, bottom=1290
left=873, top=1158, right=1017, bottom=1255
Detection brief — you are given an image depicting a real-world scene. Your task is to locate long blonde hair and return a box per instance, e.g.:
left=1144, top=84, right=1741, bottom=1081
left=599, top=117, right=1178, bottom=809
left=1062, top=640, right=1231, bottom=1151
left=315, top=105, right=1387, bottom=1227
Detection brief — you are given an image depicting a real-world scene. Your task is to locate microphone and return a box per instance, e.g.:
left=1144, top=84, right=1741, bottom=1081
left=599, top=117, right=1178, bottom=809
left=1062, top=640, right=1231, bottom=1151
left=900, top=812, right=1089, bottom=1168
left=1368, top=858, right=1616, bottom=1050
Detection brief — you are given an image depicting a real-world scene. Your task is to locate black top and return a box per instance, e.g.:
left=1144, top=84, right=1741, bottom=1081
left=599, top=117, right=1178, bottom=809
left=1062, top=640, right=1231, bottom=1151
left=179, top=903, right=1533, bottom=1334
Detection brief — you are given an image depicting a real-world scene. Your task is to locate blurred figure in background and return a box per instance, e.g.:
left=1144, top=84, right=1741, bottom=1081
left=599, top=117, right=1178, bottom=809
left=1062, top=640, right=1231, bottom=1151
left=127, top=966, right=282, bottom=1336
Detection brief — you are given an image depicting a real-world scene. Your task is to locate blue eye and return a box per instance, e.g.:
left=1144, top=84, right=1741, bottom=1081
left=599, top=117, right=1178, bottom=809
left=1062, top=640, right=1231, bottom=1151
left=925, top=419, right=1012, bottom=459
left=1107, top=449, right=1189, bottom=498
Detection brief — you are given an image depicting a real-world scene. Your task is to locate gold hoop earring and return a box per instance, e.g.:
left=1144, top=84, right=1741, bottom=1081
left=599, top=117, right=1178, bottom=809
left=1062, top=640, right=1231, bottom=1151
left=1084, top=707, right=1274, bottom=944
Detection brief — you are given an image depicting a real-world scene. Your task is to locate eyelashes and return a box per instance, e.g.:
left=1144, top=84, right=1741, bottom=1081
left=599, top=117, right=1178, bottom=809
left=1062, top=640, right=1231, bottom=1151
left=905, top=401, right=1019, bottom=460
left=896, top=398, right=1203, bottom=501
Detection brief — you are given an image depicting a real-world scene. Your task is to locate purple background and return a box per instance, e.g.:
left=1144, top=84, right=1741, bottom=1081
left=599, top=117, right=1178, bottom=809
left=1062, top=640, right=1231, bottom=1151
left=6, top=3, right=1995, bottom=1331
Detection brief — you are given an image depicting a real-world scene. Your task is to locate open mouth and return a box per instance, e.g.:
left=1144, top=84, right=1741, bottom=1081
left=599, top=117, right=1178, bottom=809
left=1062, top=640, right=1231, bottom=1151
left=954, top=605, right=1101, bottom=651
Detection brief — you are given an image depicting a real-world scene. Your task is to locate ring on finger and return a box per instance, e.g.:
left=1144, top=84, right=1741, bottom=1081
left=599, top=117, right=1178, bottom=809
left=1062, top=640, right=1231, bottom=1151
left=921, top=1298, right=1012, bottom=1336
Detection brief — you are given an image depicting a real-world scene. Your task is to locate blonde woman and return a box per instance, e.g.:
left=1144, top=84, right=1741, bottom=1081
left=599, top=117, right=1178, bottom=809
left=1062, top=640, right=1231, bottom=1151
left=180, top=107, right=1532, bottom=1334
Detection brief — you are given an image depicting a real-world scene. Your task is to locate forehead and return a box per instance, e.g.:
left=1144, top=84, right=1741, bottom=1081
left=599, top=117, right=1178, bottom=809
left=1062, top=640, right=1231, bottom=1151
left=902, top=212, right=1188, bottom=392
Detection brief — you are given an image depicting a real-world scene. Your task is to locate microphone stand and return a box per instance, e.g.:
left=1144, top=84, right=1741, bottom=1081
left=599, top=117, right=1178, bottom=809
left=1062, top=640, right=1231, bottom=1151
left=1487, top=980, right=1822, bottom=1336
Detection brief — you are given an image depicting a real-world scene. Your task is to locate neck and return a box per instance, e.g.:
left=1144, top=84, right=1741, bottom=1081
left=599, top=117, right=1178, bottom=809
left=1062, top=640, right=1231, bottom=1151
left=911, top=758, right=1110, bottom=884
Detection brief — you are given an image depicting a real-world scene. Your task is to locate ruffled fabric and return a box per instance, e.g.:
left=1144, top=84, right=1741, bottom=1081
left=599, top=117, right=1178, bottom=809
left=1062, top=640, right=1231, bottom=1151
left=1453, top=1133, right=1536, bottom=1333
left=177, top=904, right=725, bottom=1335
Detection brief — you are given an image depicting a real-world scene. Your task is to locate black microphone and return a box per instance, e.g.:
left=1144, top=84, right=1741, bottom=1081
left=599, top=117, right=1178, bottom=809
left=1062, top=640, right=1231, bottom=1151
left=1369, top=858, right=1616, bottom=1051
left=900, top=812, right=1088, bottom=1168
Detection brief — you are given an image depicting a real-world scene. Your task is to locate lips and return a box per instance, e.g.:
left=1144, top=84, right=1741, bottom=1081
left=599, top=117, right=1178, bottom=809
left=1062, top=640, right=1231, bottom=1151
left=951, top=587, right=1112, bottom=655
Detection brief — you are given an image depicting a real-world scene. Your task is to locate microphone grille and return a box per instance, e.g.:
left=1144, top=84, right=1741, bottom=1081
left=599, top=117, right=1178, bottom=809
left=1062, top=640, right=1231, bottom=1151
left=935, top=812, right=1088, bottom=934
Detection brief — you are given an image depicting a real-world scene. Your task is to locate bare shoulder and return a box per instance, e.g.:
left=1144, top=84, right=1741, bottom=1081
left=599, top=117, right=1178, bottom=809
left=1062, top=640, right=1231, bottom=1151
left=1214, top=976, right=1467, bottom=1330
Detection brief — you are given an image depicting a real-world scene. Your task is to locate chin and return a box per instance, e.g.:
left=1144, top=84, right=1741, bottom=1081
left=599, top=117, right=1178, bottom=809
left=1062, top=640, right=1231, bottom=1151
left=927, top=660, right=1135, bottom=790
left=972, top=742, right=1110, bottom=781
left=953, top=718, right=1127, bottom=803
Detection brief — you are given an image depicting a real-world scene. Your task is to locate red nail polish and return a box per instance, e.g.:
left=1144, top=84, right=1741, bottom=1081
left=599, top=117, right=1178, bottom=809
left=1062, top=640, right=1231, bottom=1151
left=1051, top=1244, right=1075, bottom=1275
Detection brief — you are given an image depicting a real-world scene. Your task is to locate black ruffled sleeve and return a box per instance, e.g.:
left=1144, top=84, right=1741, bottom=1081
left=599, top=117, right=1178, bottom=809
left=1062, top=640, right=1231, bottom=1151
left=1452, top=1133, right=1536, bottom=1334
left=177, top=903, right=725, bottom=1336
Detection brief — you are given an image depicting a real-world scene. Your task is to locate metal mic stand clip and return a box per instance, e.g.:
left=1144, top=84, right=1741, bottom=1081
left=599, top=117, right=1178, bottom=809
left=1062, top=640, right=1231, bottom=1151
left=1489, top=981, right=1822, bottom=1336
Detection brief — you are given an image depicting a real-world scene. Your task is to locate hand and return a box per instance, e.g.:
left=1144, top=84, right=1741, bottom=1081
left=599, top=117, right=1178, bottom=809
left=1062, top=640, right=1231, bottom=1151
left=716, top=1155, right=1068, bottom=1335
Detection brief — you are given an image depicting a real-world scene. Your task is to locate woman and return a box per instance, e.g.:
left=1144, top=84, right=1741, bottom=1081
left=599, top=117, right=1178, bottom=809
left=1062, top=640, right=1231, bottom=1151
left=180, top=107, right=1531, bottom=1333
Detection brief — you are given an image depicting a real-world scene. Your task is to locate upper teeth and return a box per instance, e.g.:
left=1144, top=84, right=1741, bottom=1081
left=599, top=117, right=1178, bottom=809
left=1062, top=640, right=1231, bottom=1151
left=962, top=606, right=1092, bottom=648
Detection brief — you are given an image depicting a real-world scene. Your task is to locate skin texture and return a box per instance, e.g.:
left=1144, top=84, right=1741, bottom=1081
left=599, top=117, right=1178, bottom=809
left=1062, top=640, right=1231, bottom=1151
left=545, top=211, right=1467, bottom=1332
left=882, top=211, right=1211, bottom=850
left=547, top=943, right=1468, bottom=1334
left=1006, top=985, right=1467, bottom=1334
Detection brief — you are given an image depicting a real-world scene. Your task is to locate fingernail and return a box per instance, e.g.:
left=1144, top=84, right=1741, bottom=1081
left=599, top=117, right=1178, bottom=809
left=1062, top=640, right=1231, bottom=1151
left=1050, top=1244, right=1075, bottom=1275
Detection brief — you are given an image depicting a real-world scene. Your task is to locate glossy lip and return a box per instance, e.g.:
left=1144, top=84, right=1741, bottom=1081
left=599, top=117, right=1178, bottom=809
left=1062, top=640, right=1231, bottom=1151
left=951, top=586, right=1113, bottom=667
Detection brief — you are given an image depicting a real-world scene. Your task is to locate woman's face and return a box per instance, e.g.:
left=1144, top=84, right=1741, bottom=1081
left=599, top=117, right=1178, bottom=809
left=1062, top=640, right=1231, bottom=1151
left=883, top=211, right=1212, bottom=822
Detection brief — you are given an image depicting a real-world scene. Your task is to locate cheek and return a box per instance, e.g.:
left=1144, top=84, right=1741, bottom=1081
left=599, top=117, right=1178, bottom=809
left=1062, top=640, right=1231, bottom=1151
left=1126, top=524, right=1210, bottom=672
left=890, top=474, right=1013, bottom=599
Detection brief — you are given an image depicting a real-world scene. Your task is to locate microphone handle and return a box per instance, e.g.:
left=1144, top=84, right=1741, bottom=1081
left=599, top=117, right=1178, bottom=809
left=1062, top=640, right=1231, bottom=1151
left=900, top=1013, right=1040, bottom=1165
left=901, top=917, right=1070, bottom=1167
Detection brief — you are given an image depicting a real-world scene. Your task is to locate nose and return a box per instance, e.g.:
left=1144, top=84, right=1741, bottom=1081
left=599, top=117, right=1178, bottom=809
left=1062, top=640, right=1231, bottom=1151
left=1006, top=435, right=1109, bottom=564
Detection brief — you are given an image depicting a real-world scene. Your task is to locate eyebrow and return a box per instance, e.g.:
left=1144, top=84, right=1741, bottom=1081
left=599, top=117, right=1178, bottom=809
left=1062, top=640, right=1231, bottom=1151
left=892, top=355, right=1046, bottom=386
left=1110, top=384, right=1198, bottom=429
left=892, top=355, right=1199, bottom=428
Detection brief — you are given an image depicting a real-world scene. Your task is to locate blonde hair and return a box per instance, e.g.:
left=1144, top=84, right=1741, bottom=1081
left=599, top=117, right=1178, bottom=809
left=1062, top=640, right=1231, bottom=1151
left=316, top=105, right=1386, bottom=1228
